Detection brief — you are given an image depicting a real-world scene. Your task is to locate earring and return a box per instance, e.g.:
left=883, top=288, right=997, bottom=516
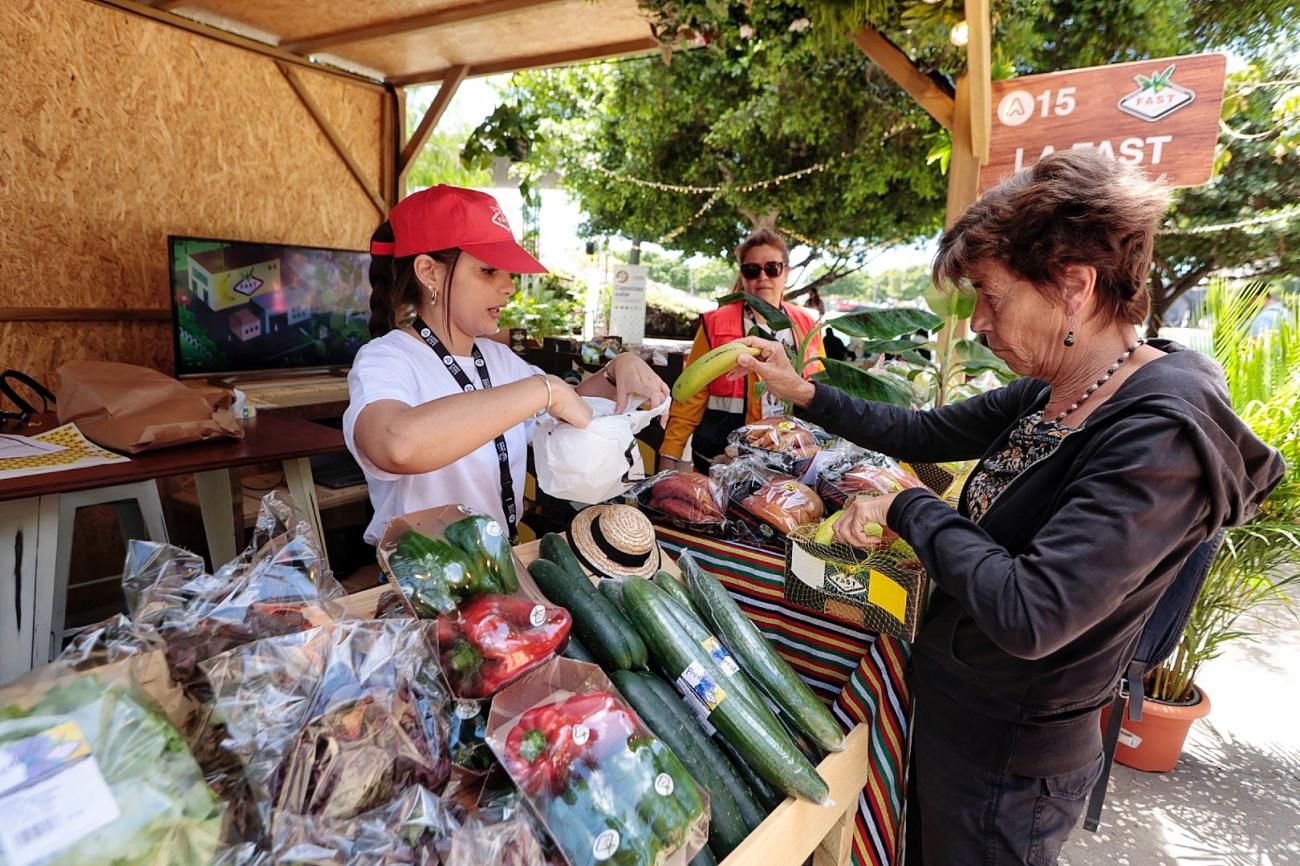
left=423, top=282, right=438, bottom=305
left=1063, top=316, right=1076, bottom=347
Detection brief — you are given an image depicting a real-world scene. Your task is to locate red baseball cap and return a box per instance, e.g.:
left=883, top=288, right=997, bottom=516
left=385, top=185, right=546, bottom=273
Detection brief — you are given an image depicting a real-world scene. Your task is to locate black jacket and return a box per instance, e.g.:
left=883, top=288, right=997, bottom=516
left=803, top=342, right=1285, bottom=774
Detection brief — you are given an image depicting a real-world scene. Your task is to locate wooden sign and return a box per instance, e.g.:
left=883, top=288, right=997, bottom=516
left=979, top=53, right=1227, bottom=193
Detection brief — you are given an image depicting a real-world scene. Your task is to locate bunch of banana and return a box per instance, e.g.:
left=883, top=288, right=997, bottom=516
left=671, top=340, right=761, bottom=401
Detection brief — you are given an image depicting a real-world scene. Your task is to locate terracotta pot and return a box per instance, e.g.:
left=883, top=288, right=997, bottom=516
left=1100, top=686, right=1211, bottom=773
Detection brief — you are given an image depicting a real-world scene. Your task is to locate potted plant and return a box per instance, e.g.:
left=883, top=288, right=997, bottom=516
left=1110, top=280, right=1300, bottom=772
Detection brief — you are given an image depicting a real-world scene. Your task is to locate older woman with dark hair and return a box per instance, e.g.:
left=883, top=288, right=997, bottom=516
left=734, top=150, right=1284, bottom=865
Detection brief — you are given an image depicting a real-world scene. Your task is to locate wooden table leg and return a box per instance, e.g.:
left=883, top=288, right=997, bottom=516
left=282, top=456, right=330, bottom=573
left=28, top=495, right=60, bottom=668
left=0, top=496, right=45, bottom=683
left=195, top=468, right=242, bottom=570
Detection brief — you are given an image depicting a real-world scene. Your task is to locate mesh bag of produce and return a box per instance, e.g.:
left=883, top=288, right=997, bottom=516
left=487, top=657, right=709, bottom=866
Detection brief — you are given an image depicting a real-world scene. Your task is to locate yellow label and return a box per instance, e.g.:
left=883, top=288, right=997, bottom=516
left=867, top=570, right=909, bottom=624
left=778, top=421, right=795, bottom=430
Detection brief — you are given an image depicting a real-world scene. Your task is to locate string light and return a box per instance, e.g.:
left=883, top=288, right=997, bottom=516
left=949, top=20, right=969, bottom=47
left=1162, top=207, right=1300, bottom=236
left=589, top=152, right=849, bottom=195
left=659, top=191, right=721, bottom=244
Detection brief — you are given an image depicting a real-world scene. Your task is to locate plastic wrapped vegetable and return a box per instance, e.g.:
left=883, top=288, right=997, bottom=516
left=438, top=595, right=572, bottom=699
left=488, top=661, right=709, bottom=866
left=444, top=513, right=520, bottom=593
left=202, top=620, right=451, bottom=830
left=387, top=530, right=486, bottom=616
left=630, top=472, right=727, bottom=527
left=0, top=676, right=224, bottom=866
left=444, top=699, right=495, bottom=773
left=269, top=784, right=457, bottom=866
left=445, top=810, right=547, bottom=866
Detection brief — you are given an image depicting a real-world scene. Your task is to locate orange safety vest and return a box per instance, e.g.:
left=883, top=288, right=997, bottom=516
left=700, top=300, right=824, bottom=399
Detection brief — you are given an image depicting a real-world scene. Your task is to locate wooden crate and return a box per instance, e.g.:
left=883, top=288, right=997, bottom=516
left=338, top=538, right=871, bottom=866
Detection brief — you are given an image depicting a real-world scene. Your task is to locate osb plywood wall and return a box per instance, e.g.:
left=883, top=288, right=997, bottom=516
left=0, top=0, right=386, bottom=389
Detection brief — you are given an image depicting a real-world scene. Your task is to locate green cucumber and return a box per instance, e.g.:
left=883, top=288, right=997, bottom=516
left=689, top=846, right=717, bottom=866
left=561, top=634, right=598, bottom=665
left=529, top=559, right=647, bottom=671
left=633, top=672, right=770, bottom=836
left=622, top=577, right=830, bottom=804
left=598, top=578, right=627, bottom=613
left=652, top=570, right=706, bottom=622
left=540, top=533, right=595, bottom=593
left=680, top=551, right=846, bottom=753
left=710, top=728, right=783, bottom=813
left=610, top=670, right=751, bottom=856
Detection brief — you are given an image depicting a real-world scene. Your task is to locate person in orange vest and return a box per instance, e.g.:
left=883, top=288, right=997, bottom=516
left=660, top=228, right=824, bottom=473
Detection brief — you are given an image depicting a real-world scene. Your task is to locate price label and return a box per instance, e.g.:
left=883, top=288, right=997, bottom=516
left=654, top=772, right=675, bottom=796
left=571, top=724, right=591, bottom=746
left=701, top=636, right=740, bottom=676
left=592, top=829, right=620, bottom=860
left=529, top=605, right=547, bottom=628
left=454, top=700, right=481, bottom=720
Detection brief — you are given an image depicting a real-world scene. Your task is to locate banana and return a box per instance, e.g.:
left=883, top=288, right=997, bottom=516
left=672, top=340, right=762, bottom=401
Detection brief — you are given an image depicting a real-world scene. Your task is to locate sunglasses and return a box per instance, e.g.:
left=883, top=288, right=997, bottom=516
left=740, top=261, right=786, bottom=280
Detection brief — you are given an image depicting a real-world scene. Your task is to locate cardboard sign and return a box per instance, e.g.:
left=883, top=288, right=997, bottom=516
left=980, top=53, right=1227, bottom=192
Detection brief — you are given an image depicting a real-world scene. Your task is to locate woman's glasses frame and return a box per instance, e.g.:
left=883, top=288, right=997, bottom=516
left=740, top=261, right=786, bottom=280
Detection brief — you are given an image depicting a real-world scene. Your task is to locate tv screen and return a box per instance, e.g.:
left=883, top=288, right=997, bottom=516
left=168, top=235, right=372, bottom=378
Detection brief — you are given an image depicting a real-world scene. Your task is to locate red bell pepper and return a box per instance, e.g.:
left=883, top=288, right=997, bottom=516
left=501, top=690, right=639, bottom=797
left=437, top=594, right=571, bottom=698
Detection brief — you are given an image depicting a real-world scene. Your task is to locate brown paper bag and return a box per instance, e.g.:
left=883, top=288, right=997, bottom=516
left=56, top=360, right=243, bottom=453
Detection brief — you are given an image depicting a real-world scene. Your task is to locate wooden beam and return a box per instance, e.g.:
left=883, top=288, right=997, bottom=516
left=398, top=65, right=469, bottom=184
left=945, top=75, right=980, bottom=227
left=152, top=0, right=187, bottom=9
left=389, top=37, right=660, bottom=87
left=0, top=307, right=170, bottom=322
left=852, top=26, right=955, bottom=131
left=282, top=0, right=563, bottom=54
left=277, top=62, right=387, bottom=216
left=381, top=85, right=401, bottom=208
left=89, top=0, right=385, bottom=91
left=965, top=0, right=992, bottom=163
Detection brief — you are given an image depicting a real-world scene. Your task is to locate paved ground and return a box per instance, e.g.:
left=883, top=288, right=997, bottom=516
left=1061, top=586, right=1300, bottom=866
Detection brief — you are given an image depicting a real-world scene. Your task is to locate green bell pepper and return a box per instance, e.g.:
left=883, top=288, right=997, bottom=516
left=387, top=530, right=485, bottom=616
left=445, top=514, right=520, bottom=593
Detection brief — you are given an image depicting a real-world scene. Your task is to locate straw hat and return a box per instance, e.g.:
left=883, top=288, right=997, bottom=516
left=567, top=504, right=661, bottom=580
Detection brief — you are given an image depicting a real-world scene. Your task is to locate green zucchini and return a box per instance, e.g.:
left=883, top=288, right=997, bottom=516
left=652, top=570, right=706, bottom=622
left=528, top=558, right=647, bottom=671
left=540, top=533, right=595, bottom=593
left=609, top=670, right=751, bottom=856
left=680, top=551, right=846, bottom=753
left=622, top=577, right=830, bottom=804
left=689, top=846, right=718, bottom=866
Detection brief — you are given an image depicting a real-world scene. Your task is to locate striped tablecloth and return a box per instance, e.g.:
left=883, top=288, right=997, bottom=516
left=656, top=526, right=911, bottom=866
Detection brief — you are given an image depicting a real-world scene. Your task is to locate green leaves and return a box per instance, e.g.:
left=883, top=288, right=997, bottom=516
left=924, top=281, right=976, bottom=320
left=813, top=359, right=914, bottom=407
left=715, top=291, right=793, bottom=332
left=823, top=307, right=941, bottom=340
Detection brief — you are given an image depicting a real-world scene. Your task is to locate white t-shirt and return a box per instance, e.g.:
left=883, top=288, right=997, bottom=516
left=343, top=329, right=542, bottom=544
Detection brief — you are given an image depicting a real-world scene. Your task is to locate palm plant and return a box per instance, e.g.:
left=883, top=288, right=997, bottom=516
left=1146, top=280, right=1300, bottom=703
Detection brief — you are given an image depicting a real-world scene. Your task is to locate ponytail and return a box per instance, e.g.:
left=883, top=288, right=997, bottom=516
left=367, top=219, right=462, bottom=338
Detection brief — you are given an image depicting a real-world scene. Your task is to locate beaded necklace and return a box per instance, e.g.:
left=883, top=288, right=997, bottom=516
left=1049, top=338, right=1146, bottom=425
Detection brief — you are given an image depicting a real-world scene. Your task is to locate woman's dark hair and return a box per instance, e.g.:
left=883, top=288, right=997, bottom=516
left=367, top=220, right=461, bottom=337
left=932, top=149, right=1169, bottom=325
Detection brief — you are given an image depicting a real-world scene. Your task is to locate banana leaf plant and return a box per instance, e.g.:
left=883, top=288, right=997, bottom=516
left=715, top=287, right=1013, bottom=410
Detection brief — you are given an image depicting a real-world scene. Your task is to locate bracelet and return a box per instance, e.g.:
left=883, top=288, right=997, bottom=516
left=533, top=374, right=553, bottom=417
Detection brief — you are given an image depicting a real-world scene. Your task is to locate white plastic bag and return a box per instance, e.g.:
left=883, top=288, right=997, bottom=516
left=534, top=396, right=670, bottom=504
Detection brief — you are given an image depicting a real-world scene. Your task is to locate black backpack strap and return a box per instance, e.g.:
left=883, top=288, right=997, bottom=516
left=1126, top=657, right=1145, bottom=722
left=1084, top=678, right=1130, bottom=832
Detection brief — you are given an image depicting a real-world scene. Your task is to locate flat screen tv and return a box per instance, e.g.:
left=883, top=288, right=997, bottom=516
left=168, top=235, right=372, bottom=379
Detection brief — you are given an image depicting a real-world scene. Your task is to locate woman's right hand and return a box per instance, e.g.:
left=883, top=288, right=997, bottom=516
left=544, top=376, right=593, bottom=428
left=732, top=337, right=817, bottom=407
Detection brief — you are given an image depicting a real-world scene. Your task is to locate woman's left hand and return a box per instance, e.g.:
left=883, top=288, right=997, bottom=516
left=832, top=492, right=900, bottom=548
left=608, top=353, right=671, bottom=416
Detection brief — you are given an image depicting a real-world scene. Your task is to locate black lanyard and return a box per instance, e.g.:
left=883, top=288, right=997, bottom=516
left=412, top=316, right=518, bottom=541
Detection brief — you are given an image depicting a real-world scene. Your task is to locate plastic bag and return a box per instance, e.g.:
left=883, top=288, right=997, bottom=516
left=436, top=594, right=571, bottom=699
left=201, top=620, right=451, bottom=831
left=725, top=417, right=826, bottom=475
left=814, top=451, right=925, bottom=510
left=446, top=809, right=548, bottom=866
left=534, top=396, right=671, bottom=504
left=627, top=471, right=727, bottom=528
left=444, top=699, right=495, bottom=773
left=123, top=492, right=348, bottom=699
left=379, top=506, right=521, bottom=618
left=711, top=457, right=823, bottom=539
left=487, top=658, right=708, bottom=866
left=0, top=674, right=225, bottom=866
left=268, top=784, right=458, bottom=866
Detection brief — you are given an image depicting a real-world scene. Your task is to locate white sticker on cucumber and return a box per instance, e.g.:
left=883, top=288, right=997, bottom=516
left=701, top=636, right=740, bottom=676
left=677, top=660, right=726, bottom=711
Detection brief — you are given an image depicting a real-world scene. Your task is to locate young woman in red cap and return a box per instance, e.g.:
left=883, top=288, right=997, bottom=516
left=345, top=185, right=669, bottom=544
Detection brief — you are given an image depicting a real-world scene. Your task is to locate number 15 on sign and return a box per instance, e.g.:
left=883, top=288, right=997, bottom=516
left=998, top=87, right=1077, bottom=126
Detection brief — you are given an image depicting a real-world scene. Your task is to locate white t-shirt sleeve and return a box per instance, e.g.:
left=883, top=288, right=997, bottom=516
left=343, top=339, right=422, bottom=482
